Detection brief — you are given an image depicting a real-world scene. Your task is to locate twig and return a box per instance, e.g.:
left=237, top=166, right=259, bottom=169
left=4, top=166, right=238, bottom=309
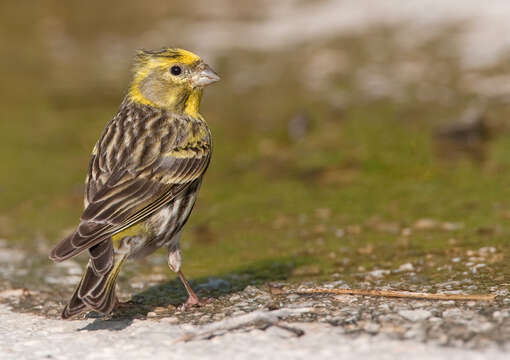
left=272, top=322, right=305, bottom=337
left=175, top=308, right=309, bottom=342
left=295, top=288, right=495, bottom=301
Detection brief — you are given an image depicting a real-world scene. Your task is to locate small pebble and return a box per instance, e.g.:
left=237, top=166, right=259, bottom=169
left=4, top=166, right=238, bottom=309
left=413, top=218, right=438, bottom=230
left=334, top=295, right=357, bottom=304
left=161, top=317, right=179, bottom=324
left=334, top=228, right=345, bottom=238
left=398, top=309, right=431, bottom=322
left=229, top=294, right=241, bottom=302
left=268, top=286, right=285, bottom=295
left=442, top=308, right=462, bottom=318
left=397, top=263, right=414, bottom=272
left=363, top=322, right=381, bottom=334
left=287, top=294, right=300, bottom=302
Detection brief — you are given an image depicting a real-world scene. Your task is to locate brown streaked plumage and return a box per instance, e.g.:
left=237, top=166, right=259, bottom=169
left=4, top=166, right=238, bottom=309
left=49, top=48, right=219, bottom=318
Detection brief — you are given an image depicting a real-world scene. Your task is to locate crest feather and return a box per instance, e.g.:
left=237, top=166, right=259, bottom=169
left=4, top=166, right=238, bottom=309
left=134, top=48, right=201, bottom=70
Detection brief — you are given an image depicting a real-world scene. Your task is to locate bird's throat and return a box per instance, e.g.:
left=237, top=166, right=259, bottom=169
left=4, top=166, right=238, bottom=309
left=129, top=77, right=203, bottom=117
left=183, top=89, right=203, bottom=118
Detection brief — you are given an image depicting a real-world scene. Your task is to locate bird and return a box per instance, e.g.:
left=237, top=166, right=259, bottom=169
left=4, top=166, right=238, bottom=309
left=49, top=48, right=220, bottom=319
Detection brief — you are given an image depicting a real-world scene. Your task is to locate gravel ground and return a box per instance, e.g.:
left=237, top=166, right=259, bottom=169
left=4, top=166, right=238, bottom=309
left=1, top=233, right=509, bottom=358
left=0, top=301, right=507, bottom=360
left=1, top=278, right=509, bottom=358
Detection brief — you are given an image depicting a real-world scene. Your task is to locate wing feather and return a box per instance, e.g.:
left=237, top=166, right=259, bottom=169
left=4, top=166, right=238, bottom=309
left=49, top=106, right=211, bottom=262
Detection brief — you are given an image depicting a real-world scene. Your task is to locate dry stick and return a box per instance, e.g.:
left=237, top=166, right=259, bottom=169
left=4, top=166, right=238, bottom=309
left=295, top=288, right=496, bottom=301
left=175, top=309, right=309, bottom=342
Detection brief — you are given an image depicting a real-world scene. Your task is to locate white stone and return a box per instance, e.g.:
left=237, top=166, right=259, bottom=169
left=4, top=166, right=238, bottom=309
left=399, top=309, right=432, bottom=322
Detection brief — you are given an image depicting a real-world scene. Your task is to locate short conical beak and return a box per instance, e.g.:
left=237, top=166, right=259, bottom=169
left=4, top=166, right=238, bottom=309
left=191, top=63, right=220, bottom=87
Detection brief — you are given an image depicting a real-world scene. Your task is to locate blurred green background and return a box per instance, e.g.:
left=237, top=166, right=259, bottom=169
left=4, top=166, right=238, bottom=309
left=0, top=0, right=508, bottom=294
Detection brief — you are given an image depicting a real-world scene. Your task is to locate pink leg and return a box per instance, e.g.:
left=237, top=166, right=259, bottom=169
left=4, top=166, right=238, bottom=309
left=177, top=270, right=203, bottom=309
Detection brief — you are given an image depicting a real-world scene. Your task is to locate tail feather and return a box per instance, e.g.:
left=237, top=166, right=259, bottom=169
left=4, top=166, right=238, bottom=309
left=89, top=240, right=114, bottom=275
left=49, top=228, right=111, bottom=263
left=62, top=290, right=87, bottom=319
left=61, top=254, right=127, bottom=319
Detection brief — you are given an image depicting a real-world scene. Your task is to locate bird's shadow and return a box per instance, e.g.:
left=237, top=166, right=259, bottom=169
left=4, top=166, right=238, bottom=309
left=77, top=256, right=311, bottom=332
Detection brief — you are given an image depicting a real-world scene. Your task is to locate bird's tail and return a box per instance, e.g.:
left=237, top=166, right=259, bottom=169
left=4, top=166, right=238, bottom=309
left=62, top=253, right=127, bottom=319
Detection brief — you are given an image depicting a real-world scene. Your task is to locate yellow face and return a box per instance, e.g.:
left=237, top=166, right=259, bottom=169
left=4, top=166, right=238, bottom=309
left=129, top=48, right=219, bottom=113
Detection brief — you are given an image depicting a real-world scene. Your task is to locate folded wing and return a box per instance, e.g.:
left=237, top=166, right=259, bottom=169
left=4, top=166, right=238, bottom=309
left=50, top=114, right=211, bottom=263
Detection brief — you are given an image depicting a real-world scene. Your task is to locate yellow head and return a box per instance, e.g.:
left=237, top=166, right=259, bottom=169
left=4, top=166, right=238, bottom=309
left=128, top=48, right=220, bottom=116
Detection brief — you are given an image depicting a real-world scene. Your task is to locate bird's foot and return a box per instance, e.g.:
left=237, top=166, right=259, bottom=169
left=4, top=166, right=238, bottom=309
left=175, top=269, right=212, bottom=310
left=112, top=298, right=136, bottom=315
left=178, top=295, right=212, bottom=311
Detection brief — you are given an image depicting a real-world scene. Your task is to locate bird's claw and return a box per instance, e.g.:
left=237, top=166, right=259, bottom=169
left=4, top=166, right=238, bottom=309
left=178, top=295, right=212, bottom=311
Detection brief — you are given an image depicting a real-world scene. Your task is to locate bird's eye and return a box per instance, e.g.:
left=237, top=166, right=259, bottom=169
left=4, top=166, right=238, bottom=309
left=170, top=65, right=182, bottom=76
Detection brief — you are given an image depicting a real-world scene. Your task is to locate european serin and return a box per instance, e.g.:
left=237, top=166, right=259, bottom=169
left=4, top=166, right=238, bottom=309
left=49, top=48, right=219, bottom=319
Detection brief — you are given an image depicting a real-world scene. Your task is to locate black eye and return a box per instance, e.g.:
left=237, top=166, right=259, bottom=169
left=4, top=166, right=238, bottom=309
left=170, top=65, right=182, bottom=76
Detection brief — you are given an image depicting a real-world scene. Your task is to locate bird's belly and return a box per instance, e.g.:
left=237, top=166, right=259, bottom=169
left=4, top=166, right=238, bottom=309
left=114, top=189, right=198, bottom=260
